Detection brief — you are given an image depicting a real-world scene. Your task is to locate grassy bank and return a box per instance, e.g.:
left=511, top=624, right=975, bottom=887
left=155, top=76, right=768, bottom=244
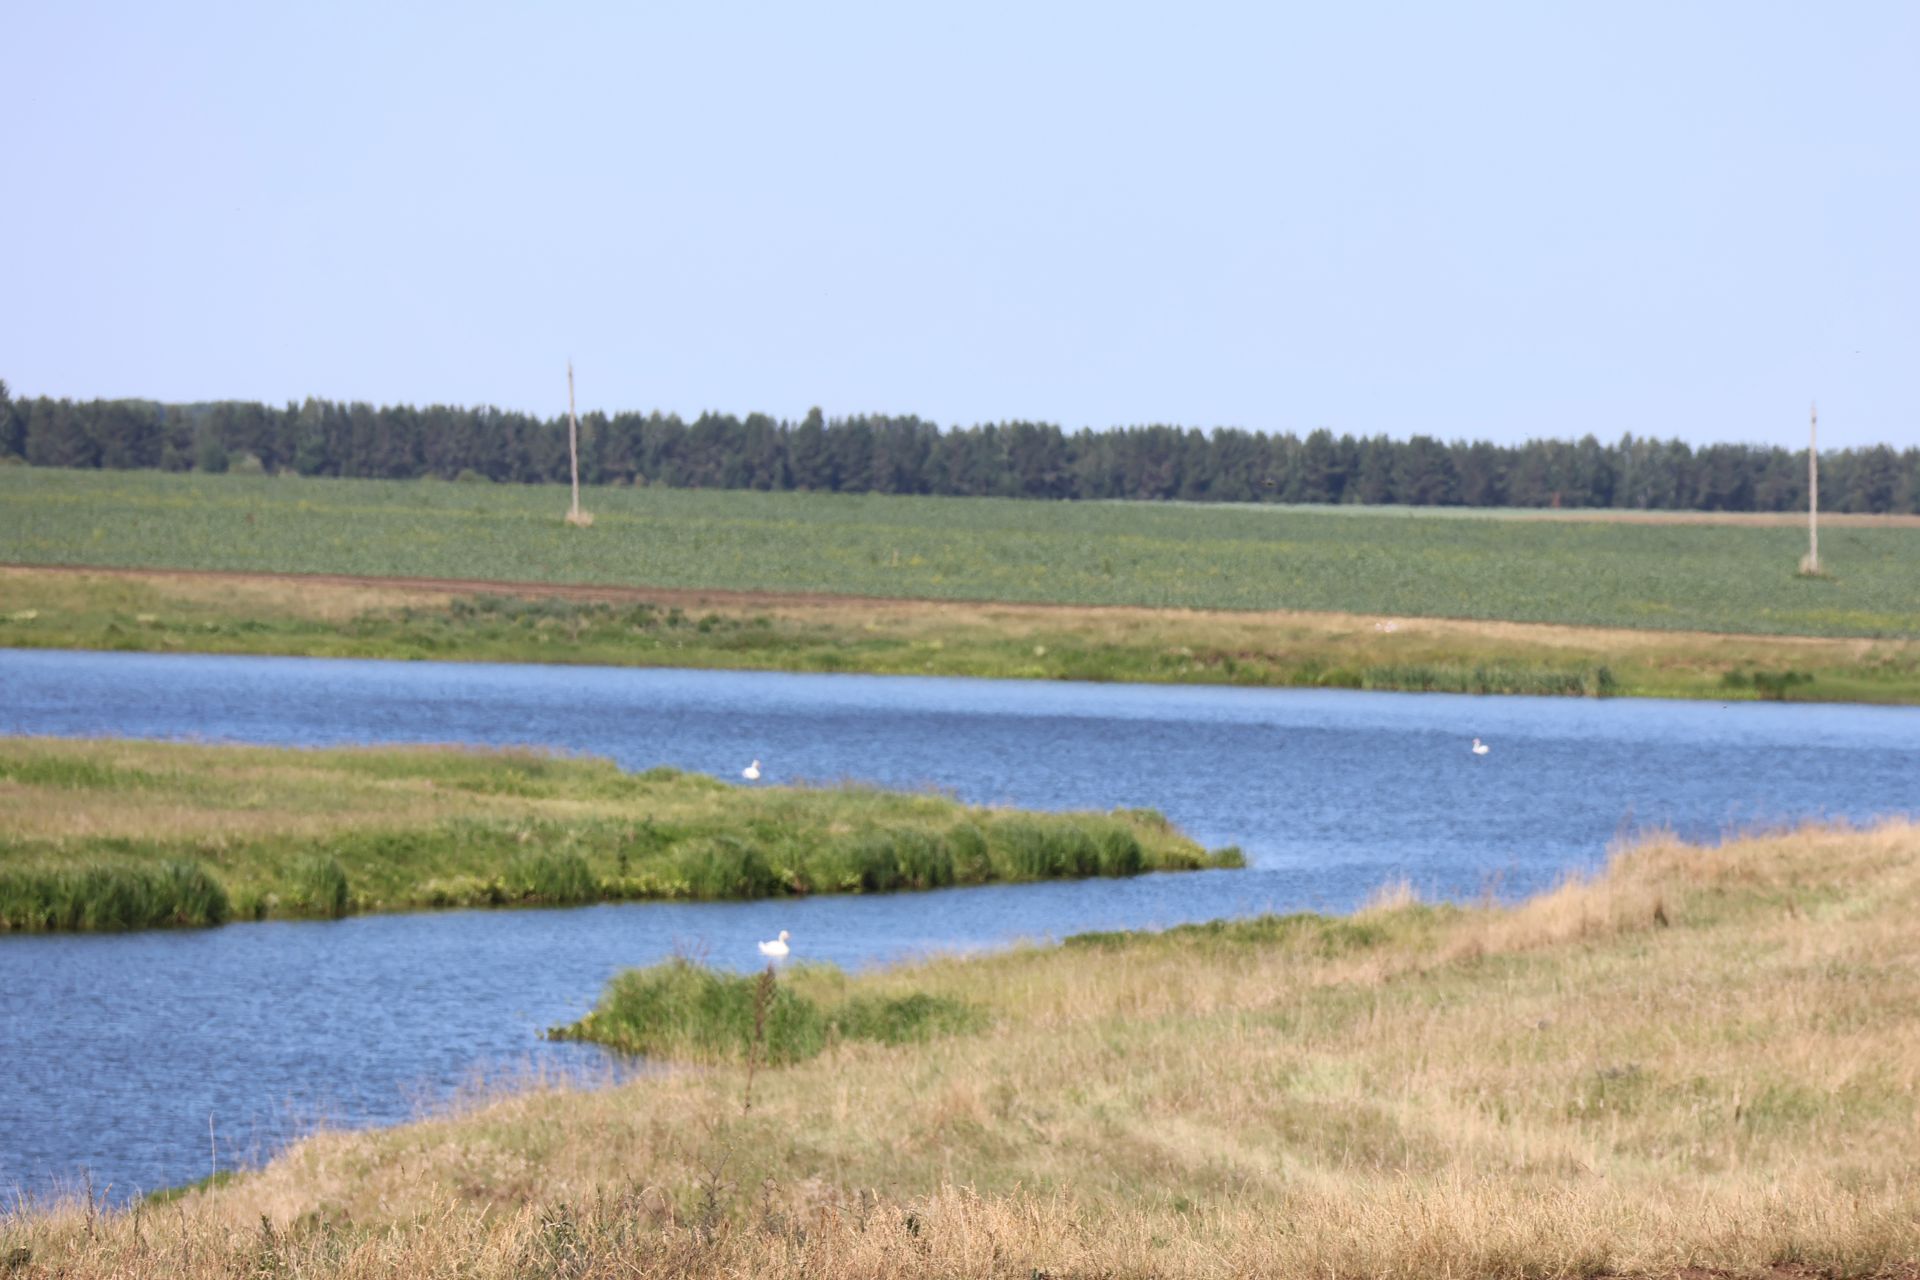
left=5, top=468, right=1920, bottom=636
left=0, top=738, right=1234, bottom=931
left=8, top=819, right=1920, bottom=1277
left=8, top=566, right=1919, bottom=703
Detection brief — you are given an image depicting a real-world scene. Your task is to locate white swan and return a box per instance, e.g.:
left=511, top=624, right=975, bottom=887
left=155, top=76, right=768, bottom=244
left=1471, top=738, right=1490, bottom=756
left=742, top=759, right=761, bottom=781
left=758, top=929, right=790, bottom=959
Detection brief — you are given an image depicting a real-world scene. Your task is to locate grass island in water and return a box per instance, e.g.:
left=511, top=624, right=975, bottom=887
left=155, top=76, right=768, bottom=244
left=0, top=737, right=1238, bottom=931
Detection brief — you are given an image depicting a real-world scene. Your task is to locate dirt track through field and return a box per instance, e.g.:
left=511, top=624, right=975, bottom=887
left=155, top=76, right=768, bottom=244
left=3, top=562, right=971, bottom=613
left=1314, top=508, right=1920, bottom=528
left=6, top=562, right=1902, bottom=658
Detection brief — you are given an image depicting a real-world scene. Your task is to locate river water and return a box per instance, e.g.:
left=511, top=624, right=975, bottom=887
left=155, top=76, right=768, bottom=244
left=2, top=648, right=1916, bottom=1200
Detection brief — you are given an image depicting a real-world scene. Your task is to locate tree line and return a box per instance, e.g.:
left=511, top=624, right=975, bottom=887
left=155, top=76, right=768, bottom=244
left=3, top=379, right=1915, bottom=512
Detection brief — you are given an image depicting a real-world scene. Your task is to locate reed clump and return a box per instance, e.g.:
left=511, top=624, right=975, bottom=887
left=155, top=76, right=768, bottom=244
left=283, top=854, right=351, bottom=918
left=502, top=851, right=598, bottom=904
left=653, top=817, right=1219, bottom=900
left=1720, top=667, right=1817, bottom=699
left=1359, top=661, right=1618, bottom=696
left=0, top=860, right=229, bottom=931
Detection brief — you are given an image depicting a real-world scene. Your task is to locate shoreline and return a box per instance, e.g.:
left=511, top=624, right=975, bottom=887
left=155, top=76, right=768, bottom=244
left=6, top=565, right=1915, bottom=704
left=11, top=817, right=1918, bottom=1277
left=0, top=737, right=1238, bottom=933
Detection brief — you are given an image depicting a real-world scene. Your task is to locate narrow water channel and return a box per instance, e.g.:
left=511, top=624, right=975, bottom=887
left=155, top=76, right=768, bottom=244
left=3, top=648, right=1916, bottom=1200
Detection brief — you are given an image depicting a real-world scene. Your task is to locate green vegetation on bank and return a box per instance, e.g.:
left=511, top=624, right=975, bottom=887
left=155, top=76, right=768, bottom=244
left=7, top=566, right=1919, bottom=703
left=551, top=960, right=989, bottom=1065
left=0, top=859, right=232, bottom=930
left=17, top=821, right=1918, bottom=1278
left=0, top=738, right=1236, bottom=932
left=4, top=468, right=1919, bottom=635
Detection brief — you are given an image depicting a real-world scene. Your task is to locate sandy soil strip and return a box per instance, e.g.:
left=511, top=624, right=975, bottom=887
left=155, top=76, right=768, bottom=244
left=4, top=562, right=1900, bottom=658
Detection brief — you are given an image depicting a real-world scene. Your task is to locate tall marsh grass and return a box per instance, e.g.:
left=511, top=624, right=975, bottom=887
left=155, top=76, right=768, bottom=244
left=1359, top=662, right=1618, bottom=696
left=650, top=816, right=1214, bottom=900
left=0, top=860, right=229, bottom=931
left=503, top=851, right=599, bottom=904
left=283, top=855, right=351, bottom=918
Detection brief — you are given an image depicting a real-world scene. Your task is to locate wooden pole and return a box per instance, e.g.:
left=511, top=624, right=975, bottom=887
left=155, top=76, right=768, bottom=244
left=567, top=360, right=582, bottom=521
left=1807, top=402, right=1819, bottom=574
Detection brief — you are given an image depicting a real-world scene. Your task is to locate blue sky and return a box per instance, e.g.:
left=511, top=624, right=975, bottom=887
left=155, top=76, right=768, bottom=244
left=3, top=1, right=1914, bottom=448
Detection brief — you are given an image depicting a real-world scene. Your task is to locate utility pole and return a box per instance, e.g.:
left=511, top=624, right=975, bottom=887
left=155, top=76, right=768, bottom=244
left=565, top=360, right=592, bottom=526
left=1804, top=402, right=1819, bottom=575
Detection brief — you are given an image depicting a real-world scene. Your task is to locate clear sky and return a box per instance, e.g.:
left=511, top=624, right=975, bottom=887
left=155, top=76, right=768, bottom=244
left=3, top=1, right=1915, bottom=448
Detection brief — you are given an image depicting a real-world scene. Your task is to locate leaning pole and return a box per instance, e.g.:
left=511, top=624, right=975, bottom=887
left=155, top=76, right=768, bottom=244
left=564, top=361, right=591, bottom=527
left=1805, top=402, right=1819, bottom=575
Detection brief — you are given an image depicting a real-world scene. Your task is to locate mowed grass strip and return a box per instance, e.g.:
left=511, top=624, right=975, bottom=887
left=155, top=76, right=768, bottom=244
left=10, top=819, right=1920, bottom=1278
left=3, top=468, right=1918, bottom=636
left=0, top=738, right=1234, bottom=930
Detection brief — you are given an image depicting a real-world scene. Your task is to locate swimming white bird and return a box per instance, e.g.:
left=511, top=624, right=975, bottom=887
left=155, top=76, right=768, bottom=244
left=1471, top=738, right=1490, bottom=756
left=742, top=759, right=761, bottom=781
left=758, top=930, right=790, bottom=959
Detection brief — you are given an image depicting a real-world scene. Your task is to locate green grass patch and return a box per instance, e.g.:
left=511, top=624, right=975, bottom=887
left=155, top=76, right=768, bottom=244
left=140, top=1169, right=243, bottom=1205
left=0, top=754, right=158, bottom=790
left=549, top=959, right=988, bottom=1064
left=1064, top=906, right=1447, bottom=957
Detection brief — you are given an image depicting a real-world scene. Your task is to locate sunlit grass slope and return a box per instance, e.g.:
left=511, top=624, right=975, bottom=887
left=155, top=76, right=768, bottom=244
left=0, top=738, right=1233, bottom=930
left=4, top=468, right=1918, bottom=635
left=8, top=820, right=1919, bottom=1277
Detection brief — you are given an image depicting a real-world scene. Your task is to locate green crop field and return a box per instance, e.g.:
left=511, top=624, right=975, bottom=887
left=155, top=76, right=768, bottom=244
left=2, top=468, right=1916, bottom=636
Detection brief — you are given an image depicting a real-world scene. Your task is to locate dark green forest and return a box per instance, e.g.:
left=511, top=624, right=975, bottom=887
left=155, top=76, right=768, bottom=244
left=2, top=378, right=1914, bottom=512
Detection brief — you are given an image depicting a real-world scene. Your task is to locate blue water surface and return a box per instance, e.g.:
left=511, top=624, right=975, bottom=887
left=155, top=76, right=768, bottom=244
left=1, top=648, right=1915, bottom=1200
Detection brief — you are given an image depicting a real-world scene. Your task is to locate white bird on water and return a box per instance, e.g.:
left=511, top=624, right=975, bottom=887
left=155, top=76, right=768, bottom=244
left=1471, top=738, right=1491, bottom=756
left=758, top=930, right=790, bottom=959
left=742, top=759, right=761, bottom=781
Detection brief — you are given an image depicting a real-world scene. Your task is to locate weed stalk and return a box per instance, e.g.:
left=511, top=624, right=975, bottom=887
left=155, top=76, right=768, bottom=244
left=743, top=965, right=775, bottom=1113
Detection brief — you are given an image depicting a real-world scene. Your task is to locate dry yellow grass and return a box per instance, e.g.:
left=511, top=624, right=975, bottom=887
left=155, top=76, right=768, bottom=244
left=8, top=820, right=1920, bottom=1277
left=0, top=738, right=587, bottom=844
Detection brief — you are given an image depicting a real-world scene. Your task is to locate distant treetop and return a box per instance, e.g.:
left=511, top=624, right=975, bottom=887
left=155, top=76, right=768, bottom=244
left=1, top=387, right=1914, bottom=514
